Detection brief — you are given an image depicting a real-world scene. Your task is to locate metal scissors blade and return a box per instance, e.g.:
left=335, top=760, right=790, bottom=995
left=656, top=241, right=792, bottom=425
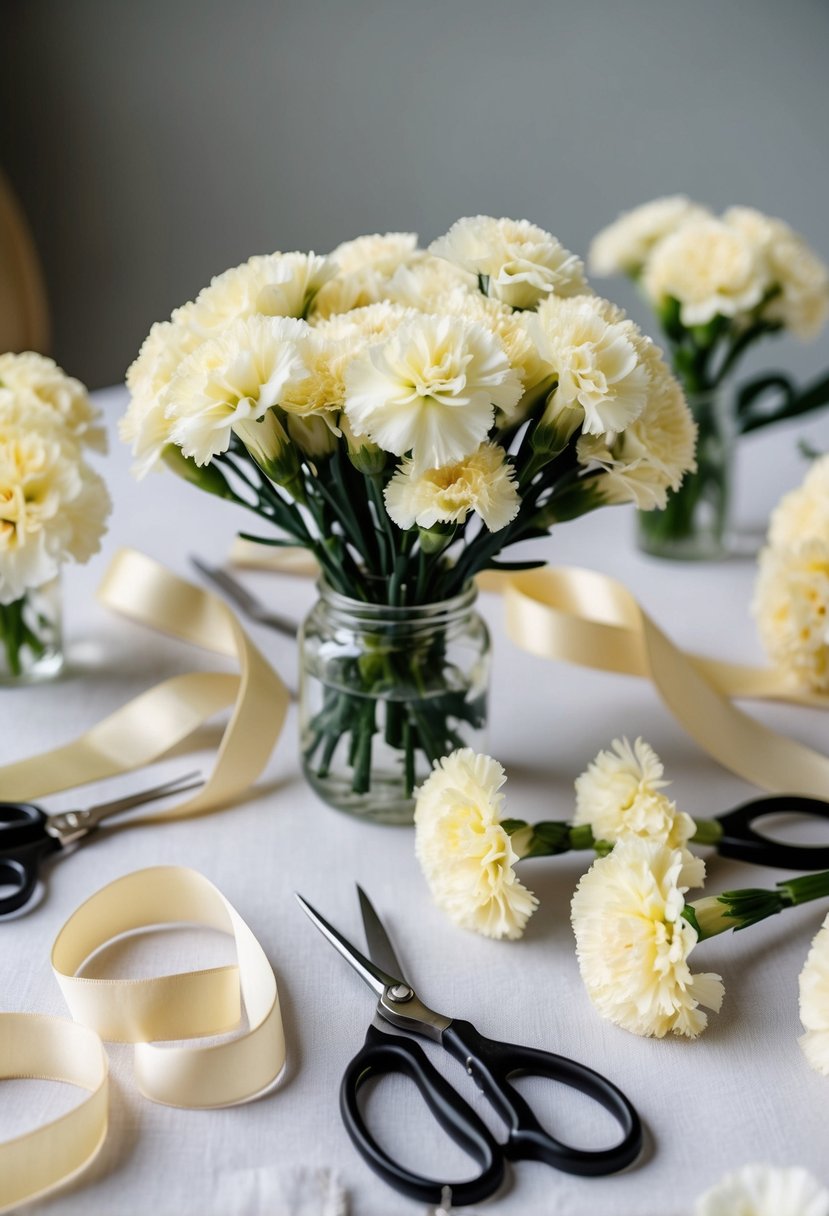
left=357, top=884, right=410, bottom=984
left=295, top=892, right=403, bottom=999
left=190, top=556, right=298, bottom=638
left=80, top=770, right=203, bottom=824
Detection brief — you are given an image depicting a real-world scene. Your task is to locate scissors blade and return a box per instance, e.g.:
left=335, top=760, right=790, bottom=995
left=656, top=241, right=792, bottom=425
left=84, top=771, right=204, bottom=824
left=357, top=885, right=411, bottom=985
left=190, top=556, right=298, bottom=638
left=295, top=893, right=403, bottom=999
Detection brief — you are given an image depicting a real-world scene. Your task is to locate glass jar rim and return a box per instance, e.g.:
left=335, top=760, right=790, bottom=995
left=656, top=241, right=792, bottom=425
left=316, top=577, right=478, bottom=625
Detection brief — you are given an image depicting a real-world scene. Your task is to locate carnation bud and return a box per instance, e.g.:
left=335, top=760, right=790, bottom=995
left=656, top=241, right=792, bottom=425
left=161, top=445, right=236, bottom=500
left=286, top=413, right=338, bottom=459
left=340, top=413, right=388, bottom=475
left=234, top=410, right=306, bottom=502
left=417, top=522, right=456, bottom=554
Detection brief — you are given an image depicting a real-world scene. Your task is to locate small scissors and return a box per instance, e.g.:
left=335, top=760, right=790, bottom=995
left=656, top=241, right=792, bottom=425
left=297, top=886, right=643, bottom=1207
left=696, top=794, right=829, bottom=869
left=0, top=771, right=202, bottom=916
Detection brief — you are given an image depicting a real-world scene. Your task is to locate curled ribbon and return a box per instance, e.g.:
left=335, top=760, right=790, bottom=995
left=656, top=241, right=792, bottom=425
left=503, top=567, right=829, bottom=796
left=52, top=866, right=285, bottom=1108
left=0, top=1014, right=108, bottom=1215
left=1, top=866, right=285, bottom=1213
left=0, top=548, right=290, bottom=819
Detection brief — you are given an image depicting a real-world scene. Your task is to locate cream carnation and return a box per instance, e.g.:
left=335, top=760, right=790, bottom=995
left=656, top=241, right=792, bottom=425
left=768, top=456, right=829, bottom=549
left=438, top=291, right=549, bottom=398
left=312, top=233, right=420, bottom=319
left=179, top=252, right=332, bottom=336
left=577, top=340, right=696, bottom=510
left=0, top=408, right=110, bottom=604
left=312, top=301, right=415, bottom=344
left=725, top=207, right=829, bottom=340
left=278, top=329, right=354, bottom=419
left=571, top=837, right=720, bottom=1039
left=344, top=314, right=522, bottom=470
left=121, top=318, right=202, bottom=476
left=384, top=442, right=520, bottom=532
left=589, top=196, right=712, bottom=277
left=414, top=749, right=538, bottom=940
left=643, top=216, right=768, bottom=326
left=386, top=255, right=478, bottom=310
left=531, top=295, right=650, bottom=436
left=694, top=1164, right=829, bottom=1216
left=799, top=912, right=829, bottom=1076
left=753, top=541, right=829, bottom=692
left=574, top=737, right=694, bottom=848
left=430, top=216, right=588, bottom=311
left=165, top=315, right=309, bottom=465
left=0, top=351, right=106, bottom=452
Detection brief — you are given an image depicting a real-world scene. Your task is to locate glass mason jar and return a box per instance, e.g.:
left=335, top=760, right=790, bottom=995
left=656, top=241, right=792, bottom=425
left=637, top=385, right=736, bottom=560
left=0, top=576, right=64, bottom=685
left=299, top=582, right=490, bottom=824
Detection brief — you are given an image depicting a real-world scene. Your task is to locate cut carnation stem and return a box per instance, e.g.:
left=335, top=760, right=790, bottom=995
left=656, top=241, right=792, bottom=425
left=504, top=815, right=722, bottom=860
left=689, top=868, right=829, bottom=940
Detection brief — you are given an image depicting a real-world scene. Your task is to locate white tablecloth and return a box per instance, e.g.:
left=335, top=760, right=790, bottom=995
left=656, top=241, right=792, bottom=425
left=2, top=388, right=828, bottom=1216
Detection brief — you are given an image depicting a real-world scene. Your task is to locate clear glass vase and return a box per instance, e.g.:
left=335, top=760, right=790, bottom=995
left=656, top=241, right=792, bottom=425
left=299, top=582, right=490, bottom=824
left=0, top=577, right=63, bottom=684
left=637, top=385, right=736, bottom=560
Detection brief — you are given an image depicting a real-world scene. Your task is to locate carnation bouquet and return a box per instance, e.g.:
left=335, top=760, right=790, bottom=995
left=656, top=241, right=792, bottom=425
left=123, top=217, right=695, bottom=817
left=0, top=353, right=110, bottom=681
left=590, top=198, right=829, bottom=558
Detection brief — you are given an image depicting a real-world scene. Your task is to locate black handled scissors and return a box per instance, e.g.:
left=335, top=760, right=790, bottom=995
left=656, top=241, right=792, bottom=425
left=297, top=887, right=642, bottom=1207
left=0, top=771, right=202, bottom=916
left=695, top=794, right=829, bottom=869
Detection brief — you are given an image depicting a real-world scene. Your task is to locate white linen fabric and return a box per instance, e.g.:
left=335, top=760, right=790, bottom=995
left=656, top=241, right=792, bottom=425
left=1, top=387, right=828, bottom=1216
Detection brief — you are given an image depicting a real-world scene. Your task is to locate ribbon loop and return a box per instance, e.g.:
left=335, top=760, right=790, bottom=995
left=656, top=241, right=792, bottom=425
left=0, top=548, right=290, bottom=820
left=0, top=1013, right=109, bottom=1215
left=52, top=866, right=286, bottom=1109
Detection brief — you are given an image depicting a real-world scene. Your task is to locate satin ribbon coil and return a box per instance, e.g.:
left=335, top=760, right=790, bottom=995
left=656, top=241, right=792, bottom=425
left=0, top=547, right=290, bottom=817
left=1, top=866, right=285, bottom=1214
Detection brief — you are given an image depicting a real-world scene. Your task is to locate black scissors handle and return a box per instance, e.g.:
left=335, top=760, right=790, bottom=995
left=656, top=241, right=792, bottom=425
left=340, top=1024, right=505, bottom=1206
left=0, top=801, right=50, bottom=847
left=715, top=795, right=829, bottom=869
left=443, top=1019, right=642, bottom=1176
left=0, top=833, right=59, bottom=915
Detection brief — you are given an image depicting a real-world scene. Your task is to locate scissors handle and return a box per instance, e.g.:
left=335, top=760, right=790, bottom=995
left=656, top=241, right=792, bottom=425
left=716, top=795, right=829, bottom=869
left=442, top=1019, right=642, bottom=1176
left=0, top=834, right=59, bottom=916
left=340, top=1024, right=505, bottom=1206
left=0, top=802, right=49, bottom=848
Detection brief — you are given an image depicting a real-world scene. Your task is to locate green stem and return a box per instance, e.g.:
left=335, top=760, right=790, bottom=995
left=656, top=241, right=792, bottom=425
left=0, top=599, right=25, bottom=677
left=690, top=819, right=724, bottom=846
left=690, top=867, right=829, bottom=940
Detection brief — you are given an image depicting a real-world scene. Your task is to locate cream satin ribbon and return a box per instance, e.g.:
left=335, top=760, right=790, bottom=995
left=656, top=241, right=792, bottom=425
left=230, top=541, right=829, bottom=794
left=52, top=866, right=285, bottom=1108
left=503, top=566, right=829, bottom=796
left=0, top=1014, right=108, bottom=1215
left=1, top=866, right=285, bottom=1213
left=0, top=548, right=290, bottom=819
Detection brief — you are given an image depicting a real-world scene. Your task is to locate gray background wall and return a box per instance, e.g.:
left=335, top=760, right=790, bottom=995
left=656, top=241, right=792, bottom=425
left=2, top=0, right=829, bottom=390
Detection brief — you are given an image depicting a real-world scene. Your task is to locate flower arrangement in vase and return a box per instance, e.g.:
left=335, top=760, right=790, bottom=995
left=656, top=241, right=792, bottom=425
left=0, top=353, right=110, bottom=681
left=590, top=198, right=829, bottom=559
left=123, top=216, right=696, bottom=821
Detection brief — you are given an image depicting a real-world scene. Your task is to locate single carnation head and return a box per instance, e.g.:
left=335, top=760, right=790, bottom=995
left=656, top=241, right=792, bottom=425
left=571, top=837, right=719, bottom=1039
left=415, top=749, right=538, bottom=940
left=430, top=216, right=588, bottom=311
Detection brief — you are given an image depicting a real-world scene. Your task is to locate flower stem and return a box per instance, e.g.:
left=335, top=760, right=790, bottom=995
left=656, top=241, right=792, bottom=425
left=690, top=867, right=829, bottom=940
